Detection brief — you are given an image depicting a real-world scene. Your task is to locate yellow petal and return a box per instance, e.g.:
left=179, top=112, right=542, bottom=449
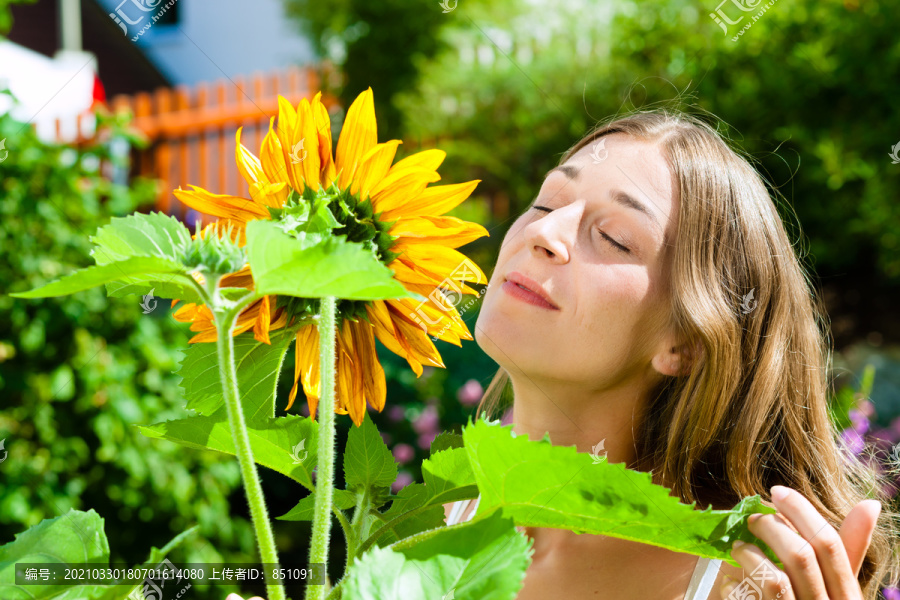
left=261, top=117, right=286, bottom=184
left=288, top=324, right=320, bottom=414
left=387, top=304, right=446, bottom=369
left=388, top=215, right=489, bottom=248
left=379, top=180, right=480, bottom=221
left=389, top=148, right=446, bottom=173
left=388, top=259, right=446, bottom=288
left=295, top=97, right=322, bottom=192
left=340, top=320, right=366, bottom=426
left=393, top=244, right=488, bottom=287
left=235, top=127, right=266, bottom=188
left=367, top=301, right=424, bottom=377
left=391, top=288, right=472, bottom=343
left=353, top=320, right=387, bottom=413
left=249, top=181, right=289, bottom=209
left=335, top=88, right=377, bottom=191
left=173, top=185, right=269, bottom=221
left=312, top=92, right=337, bottom=188
left=275, top=95, right=303, bottom=191
left=253, top=295, right=272, bottom=345
left=220, top=264, right=254, bottom=289
left=370, top=166, right=441, bottom=213
left=352, top=140, right=402, bottom=200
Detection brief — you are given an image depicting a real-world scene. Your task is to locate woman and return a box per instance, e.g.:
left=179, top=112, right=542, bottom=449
left=443, top=110, right=899, bottom=600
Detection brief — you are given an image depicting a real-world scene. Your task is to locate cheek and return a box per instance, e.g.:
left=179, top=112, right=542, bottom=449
left=579, top=265, right=653, bottom=330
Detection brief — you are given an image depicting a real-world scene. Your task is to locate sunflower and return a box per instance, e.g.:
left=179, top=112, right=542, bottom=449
left=169, top=88, right=489, bottom=427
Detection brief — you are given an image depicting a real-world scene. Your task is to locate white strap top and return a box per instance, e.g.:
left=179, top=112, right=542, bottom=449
left=445, top=497, right=722, bottom=600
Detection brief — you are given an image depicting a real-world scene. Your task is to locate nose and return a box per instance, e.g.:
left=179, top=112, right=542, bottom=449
left=524, top=201, right=582, bottom=263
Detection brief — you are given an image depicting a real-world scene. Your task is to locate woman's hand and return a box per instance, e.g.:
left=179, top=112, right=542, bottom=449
left=722, top=485, right=882, bottom=599
left=225, top=594, right=265, bottom=600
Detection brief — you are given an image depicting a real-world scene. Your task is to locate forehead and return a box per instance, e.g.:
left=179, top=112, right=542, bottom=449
left=554, top=134, right=679, bottom=233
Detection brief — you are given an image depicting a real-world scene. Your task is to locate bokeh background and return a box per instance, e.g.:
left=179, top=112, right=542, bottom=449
left=1, top=0, right=899, bottom=598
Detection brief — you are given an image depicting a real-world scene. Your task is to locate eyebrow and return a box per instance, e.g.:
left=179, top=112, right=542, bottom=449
left=545, top=164, right=661, bottom=230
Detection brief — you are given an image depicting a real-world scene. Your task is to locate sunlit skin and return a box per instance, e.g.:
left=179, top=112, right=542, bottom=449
left=467, top=134, right=882, bottom=599
left=223, top=135, right=883, bottom=599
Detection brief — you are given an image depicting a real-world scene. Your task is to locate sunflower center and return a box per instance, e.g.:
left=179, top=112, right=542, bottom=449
left=269, top=182, right=400, bottom=326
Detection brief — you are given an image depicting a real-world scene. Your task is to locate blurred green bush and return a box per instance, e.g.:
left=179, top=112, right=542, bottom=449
left=0, top=108, right=257, bottom=599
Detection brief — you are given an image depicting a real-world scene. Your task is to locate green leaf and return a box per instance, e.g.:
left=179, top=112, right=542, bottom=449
left=276, top=489, right=358, bottom=521
left=343, top=510, right=530, bottom=600
left=462, top=418, right=782, bottom=569
left=370, top=447, right=478, bottom=547
left=344, top=411, right=398, bottom=493
left=0, top=509, right=112, bottom=600
left=93, top=526, right=198, bottom=600
left=245, top=220, right=422, bottom=301
left=10, top=257, right=188, bottom=299
left=178, top=329, right=296, bottom=422
left=91, top=212, right=200, bottom=303
left=140, top=412, right=319, bottom=490
left=90, top=212, right=191, bottom=265
left=430, top=431, right=464, bottom=455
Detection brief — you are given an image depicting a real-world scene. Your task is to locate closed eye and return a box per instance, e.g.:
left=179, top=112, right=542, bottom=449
left=531, top=204, right=632, bottom=254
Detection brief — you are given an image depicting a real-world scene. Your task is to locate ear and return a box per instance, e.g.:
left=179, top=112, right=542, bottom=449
left=651, top=339, right=702, bottom=378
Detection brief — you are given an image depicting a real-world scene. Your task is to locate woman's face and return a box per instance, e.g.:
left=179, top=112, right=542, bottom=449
left=475, top=133, right=683, bottom=391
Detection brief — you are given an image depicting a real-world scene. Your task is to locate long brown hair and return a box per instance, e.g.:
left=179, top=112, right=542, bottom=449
left=475, top=109, right=899, bottom=598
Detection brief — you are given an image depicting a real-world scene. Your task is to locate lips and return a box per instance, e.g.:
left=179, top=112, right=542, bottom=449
left=503, top=271, right=559, bottom=310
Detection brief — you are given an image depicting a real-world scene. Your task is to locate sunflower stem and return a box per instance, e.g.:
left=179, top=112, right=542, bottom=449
left=306, top=296, right=338, bottom=600
left=215, top=305, right=287, bottom=600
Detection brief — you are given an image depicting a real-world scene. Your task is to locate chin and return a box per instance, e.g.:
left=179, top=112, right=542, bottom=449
left=474, top=304, right=537, bottom=373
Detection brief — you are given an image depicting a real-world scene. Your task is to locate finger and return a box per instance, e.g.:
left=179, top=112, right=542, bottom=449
left=224, top=595, right=244, bottom=600
left=766, top=485, right=857, bottom=599
left=839, top=499, right=881, bottom=577
left=729, top=540, right=795, bottom=600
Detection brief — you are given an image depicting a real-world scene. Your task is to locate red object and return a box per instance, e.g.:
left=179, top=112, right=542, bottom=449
left=90, top=72, right=106, bottom=109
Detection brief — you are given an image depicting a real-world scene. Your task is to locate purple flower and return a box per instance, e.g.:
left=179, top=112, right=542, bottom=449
left=387, top=404, right=406, bottom=423
left=501, top=406, right=514, bottom=426
left=457, top=379, right=484, bottom=405
left=841, top=428, right=866, bottom=455
left=391, top=470, right=413, bottom=493
left=849, top=408, right=870, bottom=435
left=392, top=443, right=415, bottom=465
left=882, top=586, right=900, bottom=600
left=417, top=431, right=438, bottom=451
left=412, top=405, right=440, bottom=435
left=380, top=431, right=393, bottom=446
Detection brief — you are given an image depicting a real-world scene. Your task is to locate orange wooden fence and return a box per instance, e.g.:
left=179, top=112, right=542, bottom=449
left=109, top=65, right=341, bottom=217
left=49, top=64, right=508, bottom=223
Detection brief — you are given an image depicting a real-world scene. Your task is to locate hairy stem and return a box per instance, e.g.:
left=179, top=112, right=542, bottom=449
left=216, top=305, right=286, bottom=600
left=305, top=296, right=338, bottom=600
